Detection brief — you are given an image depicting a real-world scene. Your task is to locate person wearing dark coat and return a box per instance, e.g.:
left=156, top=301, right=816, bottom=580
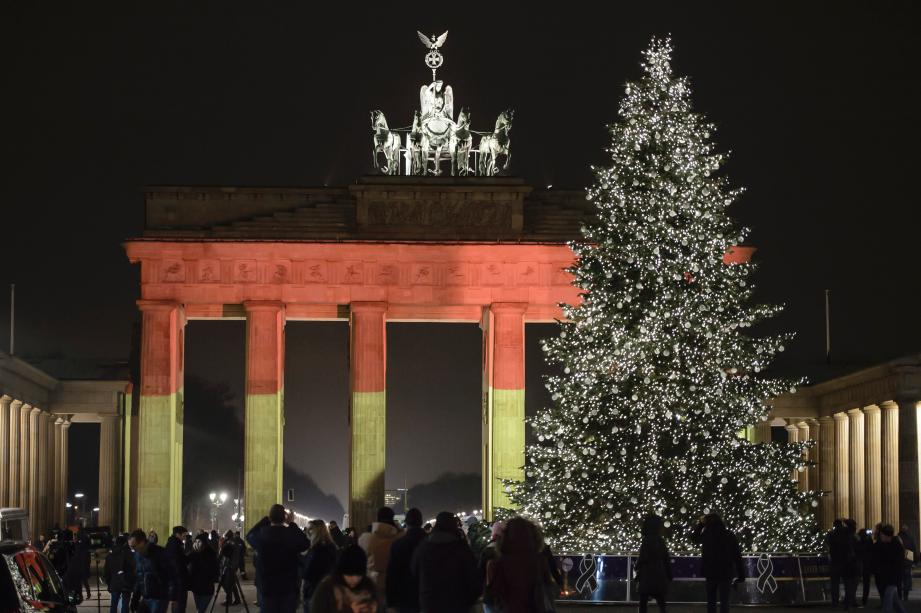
left=876, top=525, right=907, bottom=613
left=165, top=526, right=190, bottom=613
left=104, top=535, right=136, bottom=613
left=187, top=534, right=220, bottom=613
left=233, top=532, right=248, bottom=580
left=827, top=518, right=858, bottom=608
left=301, top=520, right=339, bottom=613
left=692, top=514, right=744, bottom=613
left=855, top=527, right=877, bottom=605
left=218, top=530, right=242, bottom=606
left=636, top=515, right=671, bottom=613
left=246, top=504, right=310, bottom=613
left=411, top=512, right=481, bottom=613
left=309, top=546, right=377, bottom=613
left=385, top=508, right=427, bottom=613
left=129, top=529, right=171, bottom=613
left=897, top=525, right=917, bottom=600
left=65, top=531, right=92, bottom=600
left=327, top=522, right=347, bottom=550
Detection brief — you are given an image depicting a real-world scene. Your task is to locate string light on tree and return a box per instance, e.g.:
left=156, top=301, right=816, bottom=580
left=506, top=37, right=822, bottom=553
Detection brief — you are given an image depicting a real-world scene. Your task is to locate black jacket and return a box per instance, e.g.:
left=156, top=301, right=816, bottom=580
left=165, top=536, right=189, bottom=596
left=300, top=542, right=338, bottom=600
left=636, top=534, right=671, bottom=595
left=187, top=547, right=220, bottom=596
left=875, top=539, right=905, bottom=587
left=827, top=526, right=858, bottom=575
left=246, top=519, right=310, bottom=597
left=385, top=526, right=426, bottom=608
left=134, top=544, right=171, bottom=600
left=692, top=523, right=744, bottom=582
left=103, top=545, right=136, bottom=593
left=411, top=530, right=481, bottom=613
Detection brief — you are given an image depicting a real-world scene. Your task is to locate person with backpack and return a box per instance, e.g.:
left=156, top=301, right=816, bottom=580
left=103, top=534, right=136, bottom=613
left=129, top=529, right=171, bottom=613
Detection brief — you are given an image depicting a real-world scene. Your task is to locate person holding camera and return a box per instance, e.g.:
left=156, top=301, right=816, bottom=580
left=692, top=513, right=744, bottom=613
left=246, top=504, right=310, bottom=613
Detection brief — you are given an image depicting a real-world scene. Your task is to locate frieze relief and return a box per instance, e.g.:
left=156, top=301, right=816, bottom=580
left=364, top=199, right=513, bottom=228
left=149, top=258, right=574, bottom=289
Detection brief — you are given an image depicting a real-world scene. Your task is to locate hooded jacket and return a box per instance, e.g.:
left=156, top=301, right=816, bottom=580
left=357, top=522, right=403, bottom=591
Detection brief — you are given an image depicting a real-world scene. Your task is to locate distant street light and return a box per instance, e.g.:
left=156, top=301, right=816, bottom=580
left=209, top=491, right=229, bottom=531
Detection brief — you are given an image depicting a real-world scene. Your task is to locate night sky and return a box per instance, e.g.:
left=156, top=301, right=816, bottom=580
left=3, top=3, right=920, bottom=516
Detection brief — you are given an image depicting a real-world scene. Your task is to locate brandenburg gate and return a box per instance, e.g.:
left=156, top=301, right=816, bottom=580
left=124, top=178, right=593, bottom=534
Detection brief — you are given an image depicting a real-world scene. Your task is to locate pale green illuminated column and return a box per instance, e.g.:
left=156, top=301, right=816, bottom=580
left=243, top=301, right=285, bottom=531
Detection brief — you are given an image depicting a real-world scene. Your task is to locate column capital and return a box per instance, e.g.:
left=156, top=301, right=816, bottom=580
left=0, top=394, right=11, bottom=405
left=847, top=407, right=863, bottom=417
left=243, top=300, right=286, bottom=313
left=137, top=299, right=182, bottom=312
left=54, top=417, right=64, bottom=426
left=863, top=404, right=881, bottom=415
left=349, top=301, right=388, bottom=313
left=10, top=398, right=23, bottom=410
left=785, top=421, right=799, bottom=431
left=489, top=302, right=528, bottom=314
left=880, top=400, right=900, bottom=412
left=833, top=411, right=848, bottom=422
left=818, top=414, right=835, bottom=425
left=29, top=406, right=41, bottom=416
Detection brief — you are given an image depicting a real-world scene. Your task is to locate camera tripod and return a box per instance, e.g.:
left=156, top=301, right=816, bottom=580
left=209, top=569, right=249, bottom=613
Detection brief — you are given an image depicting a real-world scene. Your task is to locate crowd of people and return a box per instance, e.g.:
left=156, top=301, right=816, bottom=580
left=826, top=519, right=917, bottom=612
left=37, top=507, right=919, bottom=613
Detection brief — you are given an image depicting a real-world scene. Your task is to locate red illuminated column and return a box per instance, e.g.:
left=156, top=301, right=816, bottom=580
left=243, top=301, right=286, bottom=531
left=137, top=300, right=185, bottom=537
left=482, top=302, right=527, bottom=520
left=348, top=302, right=387, bottom=532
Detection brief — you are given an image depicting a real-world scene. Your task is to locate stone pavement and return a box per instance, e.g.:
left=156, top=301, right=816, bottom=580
left=76, top=576, right=921, bottom=613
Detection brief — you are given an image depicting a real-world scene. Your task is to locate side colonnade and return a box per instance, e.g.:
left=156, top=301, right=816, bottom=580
left=769, top=359, right=921, bottom=539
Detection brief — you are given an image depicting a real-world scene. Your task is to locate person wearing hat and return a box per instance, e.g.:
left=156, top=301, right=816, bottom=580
left=411, top=512, right=481, bottom=613
left=310, top=545, right=378, bottom=613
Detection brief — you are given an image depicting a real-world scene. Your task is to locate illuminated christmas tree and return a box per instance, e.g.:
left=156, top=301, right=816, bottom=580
left=510, top=37, right=821, bottom=552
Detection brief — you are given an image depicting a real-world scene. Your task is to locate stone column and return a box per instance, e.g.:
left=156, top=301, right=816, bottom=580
left=807, top=419, right=821, bottom=493
left=348, top=302, right=386, bottom=533
left=754, top=420, right=772, bottom=444
left=834, top=412, right=850, bottom=519
left=482, top=303, right=527, bottom=520
left=42, top=413, right=52, bottom=532
left=243, top=301, right=285, bottom=534
left=864, top=405, right=882, bottom=529
left=897, top=397, right=920, bottom=541
left=881, top=401, right=899, bottom=526
left=0, top=395, right=10, bottom=505
left=818, top=415, right=835, bottom=529
left=28, top=407, right=41, bottom=540
left=98, top=414, right=121, bottom=528
left=848, top=408, right=866, bottom=528
left=38, top=412, right=51, bottom=537
left=8, top=399, right=22, bottom=507
left=53, top=418, right=64, bottom=527
left=786, top=421, right=800, bottom=484
left=137, top=300, right=185, bottom=537
left=61, top=420, right=70, bottom=523
left=19, top=403, right=32, bottom=508
left=798, top=421, right=811, bottom=491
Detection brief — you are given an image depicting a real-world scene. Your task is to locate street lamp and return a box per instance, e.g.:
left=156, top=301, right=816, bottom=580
left=208, top=491, right=228, bottom=531
left=231, top=498, right=244, bottom=530
left=92, top=508, right=100, bottom=527
left=74, top=493, right=85, bottom=527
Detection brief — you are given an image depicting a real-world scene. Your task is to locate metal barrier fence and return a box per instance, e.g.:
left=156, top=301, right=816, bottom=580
left=554, top=553, right=831, bottom=605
